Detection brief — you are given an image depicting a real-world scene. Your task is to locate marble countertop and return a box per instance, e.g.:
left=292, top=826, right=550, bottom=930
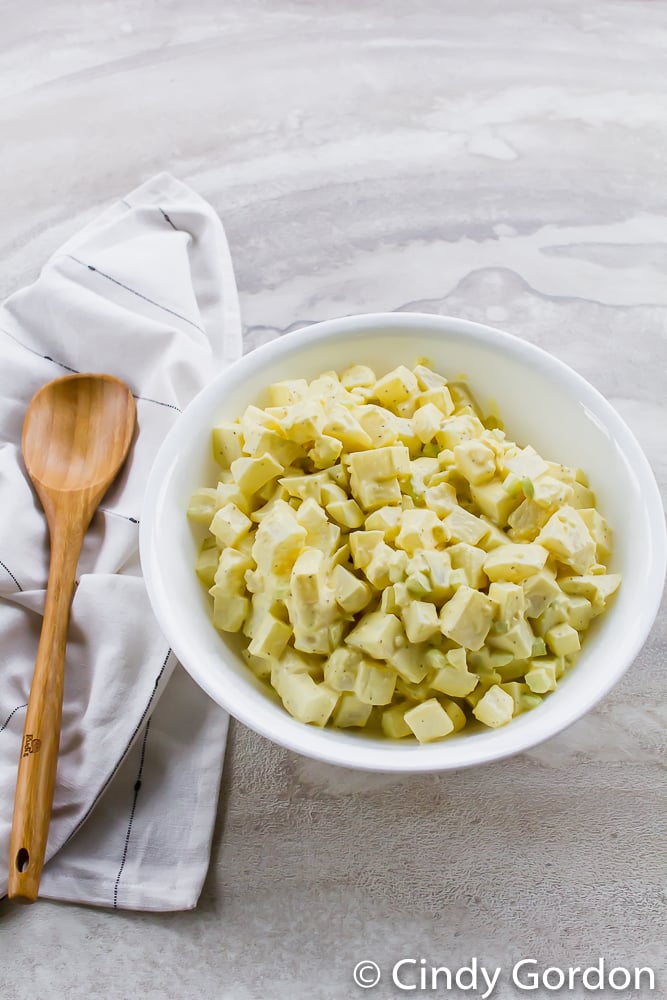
left=1, top=1, right=665, bottom=997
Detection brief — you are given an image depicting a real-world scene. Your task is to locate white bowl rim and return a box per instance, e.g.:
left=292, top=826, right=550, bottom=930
left=140, top=311, right=666, bottom=772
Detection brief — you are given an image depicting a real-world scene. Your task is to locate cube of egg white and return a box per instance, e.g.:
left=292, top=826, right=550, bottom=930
left=332, top=564, right=373, bottom=614
left=453, top=439, right=497, bottom=485
left=354, top=661, right=398, bottom=706
left=472, top=685, right=514, bottom=728
left=210, top=502, right=253, bottom=548
left=439, top=586, right=495, bottom=651
left=545, top=622, right=581, bottom=657
left=332, top=692, right=373, bottom=729
left=404, top=699, right=455, bottom=743
left=423, top=482, right=458, bottom=517
left=401, top=600, right=440, bottom=643
left=341, top=364, right=377, bottom=388
left=413, top=363, right=448, bottom=391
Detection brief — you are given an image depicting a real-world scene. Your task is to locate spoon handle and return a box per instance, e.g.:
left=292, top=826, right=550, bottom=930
left=8, top=516, right=84, bottom=902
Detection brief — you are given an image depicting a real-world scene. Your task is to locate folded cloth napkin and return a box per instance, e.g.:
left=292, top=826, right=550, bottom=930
left=0, top=172, right=241, bottom=910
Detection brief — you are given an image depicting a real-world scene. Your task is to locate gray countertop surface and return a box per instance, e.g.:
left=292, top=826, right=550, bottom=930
left=1, top=2, right=665, bottom=998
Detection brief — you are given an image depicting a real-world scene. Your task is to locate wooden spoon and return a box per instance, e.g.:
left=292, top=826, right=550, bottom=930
left=9, top=373, right=136, bottom=902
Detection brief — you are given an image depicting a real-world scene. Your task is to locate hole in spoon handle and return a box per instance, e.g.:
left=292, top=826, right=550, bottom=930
left=16, top=847, right=29, bottom=872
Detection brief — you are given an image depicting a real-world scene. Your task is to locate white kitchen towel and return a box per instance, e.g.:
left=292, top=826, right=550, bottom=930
left=0, top=172, right=240, bottom=910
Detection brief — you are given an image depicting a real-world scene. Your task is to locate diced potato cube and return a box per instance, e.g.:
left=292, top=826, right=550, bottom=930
left=431, top=665, right=479, bottom=697
left=381, top=702, right=414, bottom=739
left=424, top=482, right=458, bottom=517
left=536, top=506, right=597, bottom=574
left=454, top=439, right=496, bottom=485
left=373, top=365, right=419, bottom=408
left=568, top=482, right=596, bottom=509
left=291, top=548, right=324, bottom=604
left=341, top=364, right=376, bottom=388
left=477, top=516, right=510, bottom=551
left=351, top=474, right=402, bottom=512
left=252, top=502, right=307, bottom=576
left=443, top=506, right=487, bottom=545
left=274, top=671, right=339, bottom=726
left=396, top=508, right=445, bottom=554
left=558, top=573, right=622, bottom=609
left=440, top=697, right=467, bottom=732
left=484, top=543, right=549, bottom=583
left=470, top=479, right=522, bottom=526
left=279, top=397, right=326, bottom=444
left=346, top=611, right=405, bottom=660
left=364, top=542, right=406, bottom=590
left=211, top=592, right=249, bottom=632
left=504, top=445, right=548, bottom=481
left=488, top=581, right=525, bottom=623
left=349, top=530, right=385, bottom=570
left=354, top=661, right=398, bottom=705
left=196, top=541, right=219, bottom=587
left=365, top=506, right=403, bottom=540
left=404, top=698, right=455, bottom=743
left=324, top=405, right=373, bottom=450
left=356, top=405, right=400, bottom=447
left=332, top=692, right=373, bottom=728
left=578, top=508, right=612, bottom=560
left=413, top=363, right=448, bottom=391
left=212, top=422, right=243, bottom=467
left=231, top=454, right=284, bottom=495
left=279, top=470, right=331, bottom=503
left=524, top=661, right=558, bottom=694
left=309, top=434, right=343, bottom=468
left=419, top=386, right=455, bottom=416
left=210, top=503, right=253, bottom=547
left=242, top=647, right=272, bottom=680
left=324, top=647, right=361, bottom=692
left=448, top=542, right=488, bottom=589
left=213, top=547, right=253, bottom=591
left=413, top=403, right=445, bottom=444
left=507, top=499, right=551, bottom=541
left=386, top=643, right=430, bottom=683
left=435, top=414, right=485, bottom=449
left=565, top=595, right=593, bottom=631
left=187, top=487, right=221, bottom=524
left=439, top=586, right=495, bottom=651
left=349, top=445, right=411, bottom=481
left=249, top=429, right=303, bottom=467
left=522, top=570, right=562, bottom=618
left=325, top=498, right=363, bottom=531
left=247, top=613, right=293, bottom=660
left=545, top=622, right=581, bottom=657
left=267, top=379, right=309, bottom=406
left=401, top=601, right=440, bottom=643
left=489, top=618, right=535, bottom=659
left=333, top=565, right=373, bottom=614
left=472, top=685, right=514, bottom=728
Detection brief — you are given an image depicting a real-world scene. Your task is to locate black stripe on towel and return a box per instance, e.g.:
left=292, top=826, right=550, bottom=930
left=0, top=559, right=23, bottom=592
left=113, top=719, right=151, bottom=908
left=66, top=254, right=205, bottom=335
left=159, top=208, right=178, bottom=231
left=60, top=649, right=173, bottom=847
left=0, top=702, right=28, bottom=733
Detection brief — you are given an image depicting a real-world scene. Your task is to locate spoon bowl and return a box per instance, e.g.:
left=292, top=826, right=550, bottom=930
left=9, top=373, right=136, bottom=902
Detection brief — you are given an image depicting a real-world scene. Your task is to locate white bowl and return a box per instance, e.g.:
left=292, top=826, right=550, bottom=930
left=140, top=313, right=665, bottom=772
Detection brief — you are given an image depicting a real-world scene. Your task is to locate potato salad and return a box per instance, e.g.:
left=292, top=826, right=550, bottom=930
left=188, top=362, right=620, bottom=743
